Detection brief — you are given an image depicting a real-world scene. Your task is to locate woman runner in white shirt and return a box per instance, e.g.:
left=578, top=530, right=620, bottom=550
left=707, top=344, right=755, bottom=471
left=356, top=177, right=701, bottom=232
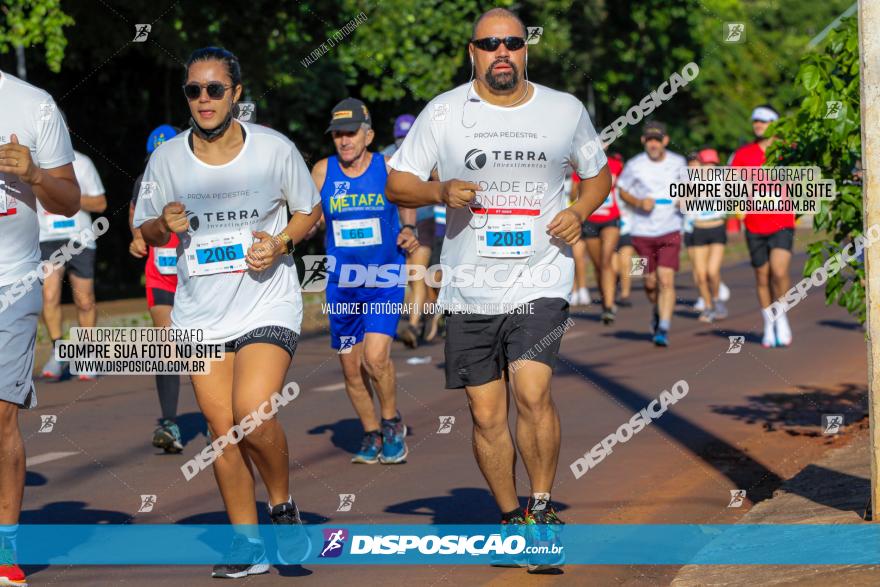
left=134, top=47, right=322, bottom=578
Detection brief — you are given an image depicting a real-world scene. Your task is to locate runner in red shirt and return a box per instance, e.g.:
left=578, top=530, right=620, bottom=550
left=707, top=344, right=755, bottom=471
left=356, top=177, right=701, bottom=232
left=572, top=152, right=623, bottom=324
left=730, top=105, right=795, bottom=348
left=128, top=124, right=184, bottom=453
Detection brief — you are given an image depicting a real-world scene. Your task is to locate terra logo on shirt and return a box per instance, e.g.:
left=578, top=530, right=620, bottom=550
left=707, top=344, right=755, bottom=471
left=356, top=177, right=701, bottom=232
left=464, top=149, right=548, bottom=171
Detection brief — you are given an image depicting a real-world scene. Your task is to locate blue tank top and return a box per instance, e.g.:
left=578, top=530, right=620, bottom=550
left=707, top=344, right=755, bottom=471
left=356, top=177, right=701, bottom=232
left=321, top=153, right=403, bottom=285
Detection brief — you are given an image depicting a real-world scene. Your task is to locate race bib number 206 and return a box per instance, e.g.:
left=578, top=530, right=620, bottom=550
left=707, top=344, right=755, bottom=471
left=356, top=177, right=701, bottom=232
left=185, top=231, right=251, bottom=277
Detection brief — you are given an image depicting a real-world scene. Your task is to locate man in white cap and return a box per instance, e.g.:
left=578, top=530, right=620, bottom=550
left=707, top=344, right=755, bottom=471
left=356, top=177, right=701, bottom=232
left=731, top=104, right=795, bottom=348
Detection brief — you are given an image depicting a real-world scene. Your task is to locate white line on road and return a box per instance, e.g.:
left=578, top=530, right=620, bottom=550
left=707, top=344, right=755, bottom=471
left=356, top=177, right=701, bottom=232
left=313, top=371, right=410, bottom=392
left=26, top=451, right=79, bottom=467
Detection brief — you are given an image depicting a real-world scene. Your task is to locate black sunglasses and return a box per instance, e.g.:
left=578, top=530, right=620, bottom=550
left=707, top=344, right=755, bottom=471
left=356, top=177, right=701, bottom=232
left=182, top=82, right=233, bottom=100
left=471, top=36, right=526, bottom=52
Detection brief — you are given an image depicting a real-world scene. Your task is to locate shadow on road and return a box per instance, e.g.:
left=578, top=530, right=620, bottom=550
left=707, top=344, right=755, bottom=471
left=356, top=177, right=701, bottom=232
left=385, top=487, right=569, bottom=524
left=308, top=418, right=415, bottom=457
left=709, top=382, right=867, bottom=436
left=555, top=356, right=784, bottom=504
left=25, top=471, right=47, bottom=486
left=818, top=319, right=863, bottom=332
left=783, top=464, right=869, bottom=516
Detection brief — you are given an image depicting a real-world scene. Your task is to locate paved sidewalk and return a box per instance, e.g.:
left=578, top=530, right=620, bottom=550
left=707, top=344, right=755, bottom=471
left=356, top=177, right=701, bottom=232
left=672, top=421, right=880, bottom=586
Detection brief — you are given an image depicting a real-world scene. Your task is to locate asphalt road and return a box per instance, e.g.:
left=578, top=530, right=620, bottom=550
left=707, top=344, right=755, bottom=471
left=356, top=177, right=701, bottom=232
left=19, top=254, right=868, bottom=586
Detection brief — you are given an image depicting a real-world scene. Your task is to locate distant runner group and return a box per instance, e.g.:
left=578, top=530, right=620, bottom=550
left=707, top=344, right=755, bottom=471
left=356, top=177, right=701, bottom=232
left=0, top=6, right=802, bottom=584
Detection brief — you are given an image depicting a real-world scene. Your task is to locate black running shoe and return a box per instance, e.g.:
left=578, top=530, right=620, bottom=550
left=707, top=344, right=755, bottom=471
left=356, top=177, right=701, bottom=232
left=211, top=534, right=269, bottom=578
left=601, top=308, right=616, bottom=325
left=269, top=499, right=311, bottom=564
left=525, top=501, right=565, bottom=574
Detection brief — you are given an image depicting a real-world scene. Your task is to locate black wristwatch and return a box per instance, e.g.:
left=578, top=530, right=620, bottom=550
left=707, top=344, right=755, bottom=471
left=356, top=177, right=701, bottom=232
left=401, top=224, right=419, bottom=239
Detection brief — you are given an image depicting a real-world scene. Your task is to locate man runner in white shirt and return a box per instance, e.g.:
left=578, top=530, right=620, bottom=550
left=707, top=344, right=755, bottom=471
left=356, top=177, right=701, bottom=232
left=0, top=69, right=81, bottom=587
left=617, top=121, right=687, bottom=347
left=386, top=7, right=610, bottom=572
left=38, top=142, right=108, bottom=381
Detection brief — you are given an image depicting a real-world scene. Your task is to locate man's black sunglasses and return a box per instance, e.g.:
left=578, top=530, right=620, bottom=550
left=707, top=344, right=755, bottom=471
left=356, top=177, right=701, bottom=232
left=182, top=82, right=233, bottom=100
left=471, top=36, right=526, bottom=52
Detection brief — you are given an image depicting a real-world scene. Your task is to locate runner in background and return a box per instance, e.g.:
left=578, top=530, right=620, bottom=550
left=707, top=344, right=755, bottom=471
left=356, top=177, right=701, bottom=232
left=384, top=114, right=432, bottom=347
left=731, top=104, right=794, bottom=347
left=423, top=200, right=446, bottom=342
left=568, top=168, right=592, bottom=307
left=573, top=150, right=622, bottom=324
left=311, top=98, right=417, bottom=465
left=0, top=69, right=81, bottom=587
left=38, top=112, right=107, bottom=382
left=682, top=148, right=728, bottom=322
left=613, top=153, right=635, bottom=307
left=617, top=121, right=687, bottom=347
left=129, top=124, right=184, bottom=453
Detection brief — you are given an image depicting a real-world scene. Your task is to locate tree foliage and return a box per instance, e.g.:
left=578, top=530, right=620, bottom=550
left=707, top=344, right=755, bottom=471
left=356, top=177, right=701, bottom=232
left=0, top=0, right=73, bottom=72
left=767, top=18, right=863, bottom=321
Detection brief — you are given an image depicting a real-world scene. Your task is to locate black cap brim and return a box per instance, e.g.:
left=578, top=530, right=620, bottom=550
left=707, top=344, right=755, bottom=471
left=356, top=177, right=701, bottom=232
left=326, top=122, right=363, bottom=134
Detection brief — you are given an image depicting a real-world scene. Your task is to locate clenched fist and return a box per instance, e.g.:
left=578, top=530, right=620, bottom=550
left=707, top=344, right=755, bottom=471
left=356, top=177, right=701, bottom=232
left=440, top=179, right=481, bottom=209
left=161, top=202, right=190, bottom=234
left=0, top=134, right=40, bottom=185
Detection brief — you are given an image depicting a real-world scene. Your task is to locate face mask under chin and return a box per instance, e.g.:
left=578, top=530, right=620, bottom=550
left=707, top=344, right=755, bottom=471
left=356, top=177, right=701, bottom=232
left=189, top=109, right=234, bottom=140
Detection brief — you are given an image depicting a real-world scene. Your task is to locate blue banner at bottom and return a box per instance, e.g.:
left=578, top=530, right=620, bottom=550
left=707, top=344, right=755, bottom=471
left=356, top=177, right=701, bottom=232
left=9, top=524, right=880, bottom=565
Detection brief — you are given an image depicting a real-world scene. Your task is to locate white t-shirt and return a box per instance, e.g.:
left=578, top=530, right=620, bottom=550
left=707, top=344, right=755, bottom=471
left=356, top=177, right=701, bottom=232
left=616, top=151, right=686, bottom=237
left=133, top=123, right=320, bottom=340
left=37, top=151, right=103, bottom=247
left=389, top=82, right=607, bottom=313
left=0, top=71, right=75, bottom=287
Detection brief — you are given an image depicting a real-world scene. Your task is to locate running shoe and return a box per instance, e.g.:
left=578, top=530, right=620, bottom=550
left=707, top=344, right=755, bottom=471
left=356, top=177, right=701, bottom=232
left=269, top=499, right=312, bottom=564
left=0, top=540, right=25, bottom=586
left=77, top=371, right=98, bottom=382
left=713, top=300, right=728, bottom=320
left=719, top=282, right=731, bottom=302
left=762, top=322, right=776, bottom=348
left=775, top=316, right=792, bottom=347
left=524, top=502, right=565, bottom=574
left=379, top=416, right=408, bottom=464
left=399, top=323, right=420, bottom=349
left=351, top=431, right=382, bottom=464
left=601, top=308, right=616, bottom=325
left=653, top=329, right=669, bottom=347
left=152, top=419, right=183, bottom=453
left=616, top=297, right=632, bottom=308
left=211, top=534, right=269, bottom=579
left=650, top=307, right=660, bottom=335
left=698, top=309, right=715, bottom=323
left=41, top=357, right=64, bottom=380
left=490, top=511, right=528, bottom=567
left=693, top=297, right=706, bottom=312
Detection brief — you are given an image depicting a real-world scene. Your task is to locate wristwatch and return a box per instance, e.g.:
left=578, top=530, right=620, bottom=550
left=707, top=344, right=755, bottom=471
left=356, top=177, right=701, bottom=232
left=275, top=231, right=294, bottom=254
left=401, top=224, right=419, bottom=239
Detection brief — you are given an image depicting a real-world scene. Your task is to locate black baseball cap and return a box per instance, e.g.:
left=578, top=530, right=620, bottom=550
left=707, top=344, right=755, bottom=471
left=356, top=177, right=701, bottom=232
left=642, top=120, right=667, bottom=139
left=326, top=98, right=372, bottom=133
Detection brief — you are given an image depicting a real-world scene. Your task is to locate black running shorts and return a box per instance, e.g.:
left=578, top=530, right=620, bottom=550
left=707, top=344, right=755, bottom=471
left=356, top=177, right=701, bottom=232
left=224, top=326, right=299, bottom=358
left=746, top=228, right=794, bottom=268
left=443, top=297, right=570, bottom=389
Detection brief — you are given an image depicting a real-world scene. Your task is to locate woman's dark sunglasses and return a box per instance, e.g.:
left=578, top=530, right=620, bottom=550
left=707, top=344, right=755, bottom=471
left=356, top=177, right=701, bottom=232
left=471, top=36, right=526, bottom=51
left=182, top=82, right=233, bottom=100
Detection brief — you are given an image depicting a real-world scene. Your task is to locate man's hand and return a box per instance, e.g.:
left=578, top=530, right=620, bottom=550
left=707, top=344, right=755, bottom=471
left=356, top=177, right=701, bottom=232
left=397, top=227, right=419, bottom=253
left=440, top=179, right=481, bottom=208
left=246, top=230, right=284, bottom=272
left=639, top=198, right=655, bottom=213
left=161, top=202, right=190, bottom=233
left=0, top=134, right=41, bottom=185
left=547, top=208, right=583, bottom=245
left=129, top=236, right=148, bottom=258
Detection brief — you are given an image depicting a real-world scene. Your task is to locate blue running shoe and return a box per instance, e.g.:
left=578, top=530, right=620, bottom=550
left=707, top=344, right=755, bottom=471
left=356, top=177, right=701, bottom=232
left=653, top=329, right=669, bottom=347
left=379, top=415, right=408, bottom=464
left=351, top=431, right=382, bottom=464
left=491, top=511, right=528, bottom=567
left=152, top=419, right=183, bottom=453
left=525, top=501, right=565, bottom=574
left=269, top=499, right=312, bottom=565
